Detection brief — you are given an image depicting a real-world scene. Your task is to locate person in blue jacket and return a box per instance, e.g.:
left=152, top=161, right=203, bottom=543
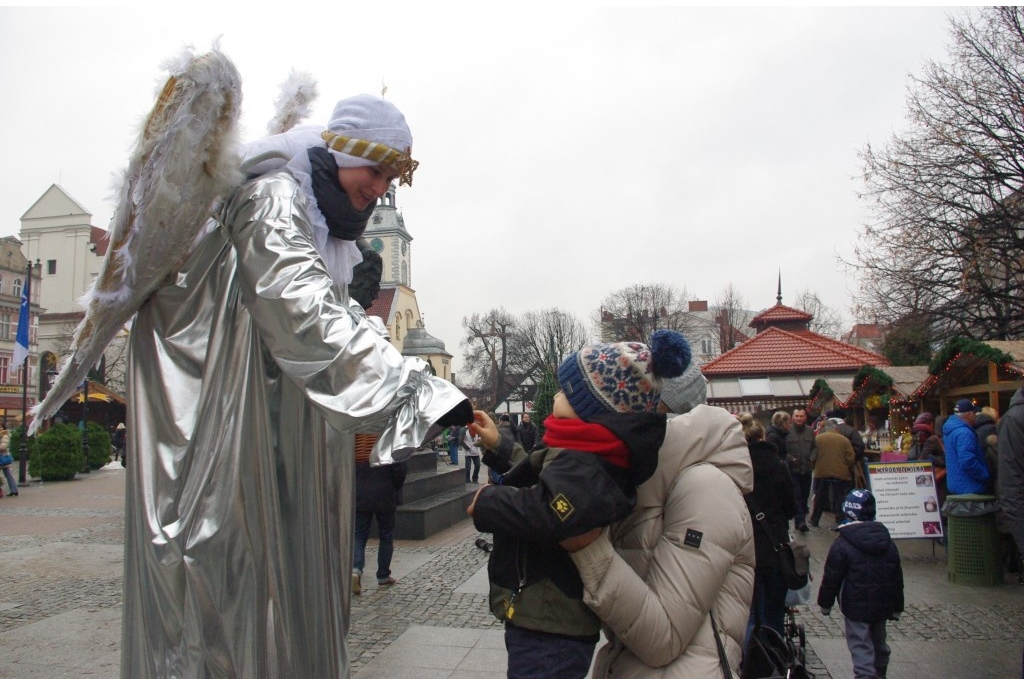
left=943, top=398, right=991, bottom=495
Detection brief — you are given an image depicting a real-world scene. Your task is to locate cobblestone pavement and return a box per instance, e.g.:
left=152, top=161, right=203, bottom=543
left=4, top=469, right=1024, bottom=678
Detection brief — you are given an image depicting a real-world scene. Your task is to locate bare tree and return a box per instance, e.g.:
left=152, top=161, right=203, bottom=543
left=460, top=309, right=516, bottom=410
left=793, top=289, right=844, bottom=339
left=49, top=319, right=130, bottom=396
left=852, top=7, right=1024, bottom=342
left=595, top=283, right=692, bottom=343
left=713, top=283, right=749, bottom=353
left=509, top=308, right=592, bottom=380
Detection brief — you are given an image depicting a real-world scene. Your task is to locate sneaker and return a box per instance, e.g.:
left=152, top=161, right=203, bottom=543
left=352, top=572, right=362, bottom=595
left=377, top=577, right=397, bottom=587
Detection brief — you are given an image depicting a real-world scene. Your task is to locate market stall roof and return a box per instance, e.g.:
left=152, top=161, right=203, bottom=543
left=985, top=340, right=1024, bottom=374
left=67, top=380, right=126, bottom=405
left=885, top=366, right=932, bottom=400
left=915, top=338, right=1024, bottom=413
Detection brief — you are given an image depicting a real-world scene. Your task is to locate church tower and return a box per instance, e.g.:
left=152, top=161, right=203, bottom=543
left=365, top=184, right=412, bottom=287
left=362, top=184, right=454, bottom=382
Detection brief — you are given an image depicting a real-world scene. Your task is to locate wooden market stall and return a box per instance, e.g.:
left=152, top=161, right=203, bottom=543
left=912, top=338, right=1024, bottom=419
left=809, top=365, right=930, bottom=453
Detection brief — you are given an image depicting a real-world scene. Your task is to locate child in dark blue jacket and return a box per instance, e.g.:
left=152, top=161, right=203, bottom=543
left=818, top=489, right=904, bottom=678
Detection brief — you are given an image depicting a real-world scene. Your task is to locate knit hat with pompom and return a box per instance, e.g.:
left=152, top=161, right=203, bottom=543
left=557, top=330, right=691, bottom=420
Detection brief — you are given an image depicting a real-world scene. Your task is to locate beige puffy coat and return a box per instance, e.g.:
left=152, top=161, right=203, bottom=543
left=570, top=405, right=755, bottom=678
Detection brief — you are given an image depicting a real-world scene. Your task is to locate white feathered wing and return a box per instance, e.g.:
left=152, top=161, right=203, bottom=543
left=29, top=48, right=243, bottom=434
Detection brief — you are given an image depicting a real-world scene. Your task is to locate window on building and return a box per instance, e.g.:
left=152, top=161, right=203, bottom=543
left=0, top=275, right=4, bottom=294
left=0, top=357, right=8, bottom=384
left=47, top=259, right=57, bottom=275
left=701, top=337, right=715, bottom=355
left=738, top=377, right=774, bottom=396
left=0, top=313, right=9, bottom=340
left=12, top=278, right=21, bottom=298
left=30, top=314, right=38, bottom=344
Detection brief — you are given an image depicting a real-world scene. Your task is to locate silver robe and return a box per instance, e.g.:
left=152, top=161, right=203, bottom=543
left=120, top=170, right=466, bottom=678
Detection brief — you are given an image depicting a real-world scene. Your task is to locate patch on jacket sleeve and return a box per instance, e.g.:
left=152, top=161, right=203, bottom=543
left=684, top=528, right=703, bottom=549
left=550, top=493, right=575, bottom=521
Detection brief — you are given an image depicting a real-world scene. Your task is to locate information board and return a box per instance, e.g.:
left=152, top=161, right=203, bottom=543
left=866, top=461, right=943, bottom=539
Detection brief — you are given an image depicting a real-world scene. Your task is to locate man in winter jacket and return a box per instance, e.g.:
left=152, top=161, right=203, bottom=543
left=999, top=388, right=1024, bottom=570
left=786, top=408, right=817, bottom=532
left=809, top=420, right=856, bottom=529
left=518, top=413, right=538, bottom=451
left=818, top=489, right=904, bottom=679
left=943, top=399, right=991, bottom=495
left=467, top=332, right=689, bottom=679
left=827, top=409, right=866, bottom=463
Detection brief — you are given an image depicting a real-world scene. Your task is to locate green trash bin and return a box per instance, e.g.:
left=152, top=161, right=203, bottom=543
left=943, top=494, right=1003, bottom=587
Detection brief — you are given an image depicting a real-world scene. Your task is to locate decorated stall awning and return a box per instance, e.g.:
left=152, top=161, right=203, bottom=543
left=913, top=338, right=1024, bottom=414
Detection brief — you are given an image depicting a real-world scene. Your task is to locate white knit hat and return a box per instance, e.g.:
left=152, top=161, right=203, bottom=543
left=658, top=362, right=707, bottom=415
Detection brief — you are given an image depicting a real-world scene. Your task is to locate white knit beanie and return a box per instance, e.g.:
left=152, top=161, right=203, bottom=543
left=658, top=362, right=707, bottom=415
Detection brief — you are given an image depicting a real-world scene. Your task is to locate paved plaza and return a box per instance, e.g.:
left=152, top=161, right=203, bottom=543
left=2, top=465, right=1024, bottom=678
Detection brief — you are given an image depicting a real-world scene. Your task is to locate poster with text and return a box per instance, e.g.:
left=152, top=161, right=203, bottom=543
left=867, top=461, right=943, bottom=539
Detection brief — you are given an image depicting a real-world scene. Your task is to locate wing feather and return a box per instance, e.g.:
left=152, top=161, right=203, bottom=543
left=29, top=48, right=242, bottom=434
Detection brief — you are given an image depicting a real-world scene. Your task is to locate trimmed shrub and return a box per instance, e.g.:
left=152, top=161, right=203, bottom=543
left=29, top=423, right=84, bottom=481
left=85, top=421, right=112, bottom=470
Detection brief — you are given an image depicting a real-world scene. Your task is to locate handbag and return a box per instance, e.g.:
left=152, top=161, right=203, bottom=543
left=746, top=496, right=810, bottom=590
left=0, top=453, right=13, bottom=468
left=741, top=624, right=809, bottom=679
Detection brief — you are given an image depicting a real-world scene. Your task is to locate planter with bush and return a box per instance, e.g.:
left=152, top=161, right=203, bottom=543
left=29, top=423, right=84, bottom=481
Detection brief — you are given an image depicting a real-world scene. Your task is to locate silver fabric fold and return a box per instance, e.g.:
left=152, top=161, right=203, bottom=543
left=120, top=170, right=466, bottom=677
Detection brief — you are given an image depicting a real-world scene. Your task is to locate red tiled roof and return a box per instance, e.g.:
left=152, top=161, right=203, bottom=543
left=366, top=287, right=396, bottom=321
left=749, top=303, right=812, bottom=327
left=90, top=226, right=110, bottom=257
left=702, top=327, right=889, bottom=375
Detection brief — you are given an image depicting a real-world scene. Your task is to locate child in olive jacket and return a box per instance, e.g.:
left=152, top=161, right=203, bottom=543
left=467, top=330, right=689, bottom=679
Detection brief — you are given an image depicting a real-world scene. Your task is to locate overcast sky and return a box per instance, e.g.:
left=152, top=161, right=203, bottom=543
left=1, top=6, right=964, bottom=374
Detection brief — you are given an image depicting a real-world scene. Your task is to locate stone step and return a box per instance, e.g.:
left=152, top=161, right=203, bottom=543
left=395, top=483, right=478, bottom=540
left=402, top=466, right=468, bottom=503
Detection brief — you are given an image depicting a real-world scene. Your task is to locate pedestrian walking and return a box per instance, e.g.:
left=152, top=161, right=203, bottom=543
left=818, top=489, right=904, bottom=679
left=353, top=454, right=407, bottom=594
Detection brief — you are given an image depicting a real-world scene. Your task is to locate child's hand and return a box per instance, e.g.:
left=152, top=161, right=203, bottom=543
left=469, top=410, right=500, bottom=451
left=560, top=527, right=603, bottom=552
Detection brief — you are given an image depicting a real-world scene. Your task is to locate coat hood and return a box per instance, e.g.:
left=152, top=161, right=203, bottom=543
left=588, top=412, right=668, bottom=487
left=974, top=412, right=995, bottom=430
left=635, top=404, right=753, bottom=509
left=1010, top=387, right=1024, bottom=409
left=838, top=520, right=893, bottom=556
left=749, top=441, right=781, bottom=479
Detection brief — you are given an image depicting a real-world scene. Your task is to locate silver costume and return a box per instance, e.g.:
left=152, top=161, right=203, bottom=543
left=120, top=170, right=466, bottom=677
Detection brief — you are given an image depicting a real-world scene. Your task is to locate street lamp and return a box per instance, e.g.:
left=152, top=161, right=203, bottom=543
left=81, top=379, right=90, bottom=473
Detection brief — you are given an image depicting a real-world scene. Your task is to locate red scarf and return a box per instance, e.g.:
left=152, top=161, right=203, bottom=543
left=542, top=416, right=630, bottom=470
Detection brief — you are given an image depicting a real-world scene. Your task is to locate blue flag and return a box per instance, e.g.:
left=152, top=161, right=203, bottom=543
left=12, top=269, right=31, bottom=371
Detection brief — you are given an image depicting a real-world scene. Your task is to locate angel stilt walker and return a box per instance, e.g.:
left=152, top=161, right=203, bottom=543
left=34, top=48, right=470, bottom=678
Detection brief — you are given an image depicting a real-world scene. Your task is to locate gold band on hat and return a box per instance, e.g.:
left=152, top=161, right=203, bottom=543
left=321, top=131, right=419, bottom=186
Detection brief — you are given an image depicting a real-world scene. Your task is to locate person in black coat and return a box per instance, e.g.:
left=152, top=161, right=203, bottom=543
left=740, top=414, right=797, bottom=641
left=353, top=457, right=407, bottom=593
left=766, top=411, right=791, bottom=464
left=818, top=489, right=904, bottom=678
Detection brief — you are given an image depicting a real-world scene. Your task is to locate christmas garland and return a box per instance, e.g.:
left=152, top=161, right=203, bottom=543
left=928, top=337, right=1013, bottom=376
